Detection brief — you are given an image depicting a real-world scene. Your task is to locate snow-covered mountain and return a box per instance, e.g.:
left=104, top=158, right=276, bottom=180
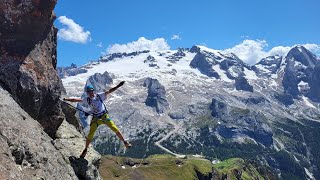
left=60, top=45, right=320, bottom=179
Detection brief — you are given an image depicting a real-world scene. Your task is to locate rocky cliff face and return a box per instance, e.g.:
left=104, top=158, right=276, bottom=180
left=144, top=78, right=169, bottom=114
left=0, top=1, right=102, bottom=179
left=57, top=63, right=88, bottom=79
left=0, top=87, right=76, bottom=180
left=0, top=0, right=64, bottom=138
left=282, top=46, right=318, bottom=98
left=0, top=87, right=101, bottom=180
left=85, top=72, right=113, bottom=92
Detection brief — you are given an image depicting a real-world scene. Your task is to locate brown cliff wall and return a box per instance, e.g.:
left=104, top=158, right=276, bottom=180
left=0, top=0, right=65, bottom=137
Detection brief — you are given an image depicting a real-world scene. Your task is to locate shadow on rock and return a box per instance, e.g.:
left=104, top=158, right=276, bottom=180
left=69, top=156, right=89, bottom=180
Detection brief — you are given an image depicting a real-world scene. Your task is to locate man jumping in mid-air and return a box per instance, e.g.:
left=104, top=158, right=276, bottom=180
left=64, top=81, right=131, bottom=158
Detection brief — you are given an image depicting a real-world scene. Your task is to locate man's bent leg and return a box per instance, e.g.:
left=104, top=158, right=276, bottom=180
left=105, top=120, right=132, bottom=148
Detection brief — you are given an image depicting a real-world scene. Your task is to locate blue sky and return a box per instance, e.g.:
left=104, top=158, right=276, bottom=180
left=54, top=0, right=320, bottom=67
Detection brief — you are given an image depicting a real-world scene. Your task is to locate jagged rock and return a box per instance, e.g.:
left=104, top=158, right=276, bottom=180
left=57, top=65, right=88, bottom=79
left=282, top=46, right=319, bottom=97
left=99, top=50, right=150, bottom=62
left=282, top=65, right=300, bottom=96
left=254, top=55, right=282, bottom=76
left=168, top=110, right=186, bottom=119
left=0, top=87, right=78, bottom=180
left=123, top=158, right=135, bottom=166
left=274, top=93, right=294, bottom=106
left=144, top=78, right=169, bottom=113
left=286, top=46, right=318, bottom=67
left=54, top=120, right=102, bottom=180
left=167, top=48, right=187, bottom=62
left=209, top=98, right=228, bottom=118
left=236, top=94, right=269, bottom=104
left=61, top=101, right=83, bottom=131
left=173, top=48, right=186, bottom=57
left=190, top=45, right=251, bottom=80
left=308, top=62, right=320, bottom=101
left=210, top=97, right=273, bottom=146
left=190, top=50, right=220, bottom=78
left=235, top=76, right=253, bottom=92
left=0, top=0, right=65, bottom=138
left=85, top=72, right=113, bottom=92
left=175, top=159, right=184, bottom=165
left=220, top=57, right=247, bottom=79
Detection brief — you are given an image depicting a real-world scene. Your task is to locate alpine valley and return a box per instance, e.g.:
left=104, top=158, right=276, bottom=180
left=59, top=45, right=320, bottom=179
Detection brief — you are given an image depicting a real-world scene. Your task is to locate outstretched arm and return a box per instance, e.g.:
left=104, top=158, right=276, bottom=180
left=105, top=81, right=125, bottom=96
left=63, top=97, right=83, bottom=103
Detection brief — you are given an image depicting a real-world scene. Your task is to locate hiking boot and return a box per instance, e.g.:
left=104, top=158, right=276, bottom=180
left=80, top=148, right=87, bottom=158
left=124, top=141, right=132, bottom=148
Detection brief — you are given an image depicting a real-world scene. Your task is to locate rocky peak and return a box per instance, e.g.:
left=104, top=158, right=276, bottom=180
left=190, top=45, right=249, bottom=80
left=99, top=50, right=150, bottom=62
left=282, top=46, right=319, bottom=97
left=57, top=63, right=88, bottom=78
left=285, top=45, right=318, bottom=68
left=254, top=55, right=282, bottom=76
left=143, top=78, right=169, bottom=114
left=85, top=71, right=113, bottom=92
left=235, top=76, right=254, bottom=92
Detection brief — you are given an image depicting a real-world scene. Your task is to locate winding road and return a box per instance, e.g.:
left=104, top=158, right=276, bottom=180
left=154, top=117, right=186, bottom=158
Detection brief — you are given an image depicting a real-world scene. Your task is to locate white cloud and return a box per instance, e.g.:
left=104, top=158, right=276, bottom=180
left=57, top=16, right=91, bottom=44
left=223, top=39, right=320, bottom=65
left=171, top=34, right=181, bottom=40
left=302, top=44, right=320, bottom=56
left=224, top=40, right=268, bottom=65
left=106, top=37, right=170, bottom=54
left=97, top=42, right=103, bottom=48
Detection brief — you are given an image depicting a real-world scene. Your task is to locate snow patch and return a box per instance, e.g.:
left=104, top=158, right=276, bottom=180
left=243, top=67, right=258, bottom=80
left=197, top=45, right=222, bottom=56
left=302, top=96, right=316, bottom=108
left=304, top=168, right=315, bottom=180
left=212, top=65, right=232, bottom=82
left=255, top=64, right=271, bottom=74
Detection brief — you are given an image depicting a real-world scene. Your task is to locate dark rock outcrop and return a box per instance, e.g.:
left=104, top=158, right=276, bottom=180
left=209, top=98, right=228, bottom=118
left=61, top=101, right=83, bottom=131
left=190, top=47, right=220, bottom=78
left=235, top=76, right=254, bottom=92
left=308, top=62, right=320, bottom=101
left=190, top=45, right=251, bottom=80
left=274, top=93, right=294, bottom=106
left=144, top=55, right=158, bottom=67
left=143, top=78, right=169, bottom=113
left=237, top=94, right=269, bottom=105
left=85, top=71, right=113, bottom=92
left=282, top=65, right=300, bottom=96
left=254, top=55, right=282, bottom=76
left=167, top=48, right=187, bottom=62
left=57, top=63, right=88, bottom=78
left=282, top=46, right=319, bottom=98
left=99, top=50, right=150, bottom=62
left=210, top=97, right=273, bottom=146
left=0, top=0, right=65, bottom=138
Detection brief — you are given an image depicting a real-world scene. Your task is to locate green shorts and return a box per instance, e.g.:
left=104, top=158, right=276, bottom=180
left=87, top=113, right=119, bottom=140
